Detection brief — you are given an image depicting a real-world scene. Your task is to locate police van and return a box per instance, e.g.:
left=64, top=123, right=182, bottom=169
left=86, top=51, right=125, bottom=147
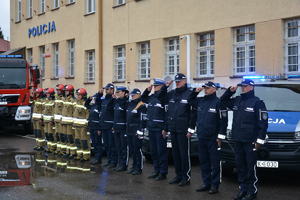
left=221, top=75, right=300, bottom=170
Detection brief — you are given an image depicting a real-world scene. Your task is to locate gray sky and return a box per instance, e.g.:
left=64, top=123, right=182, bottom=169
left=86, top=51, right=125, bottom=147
left=0, top=0, right=10, bottom=41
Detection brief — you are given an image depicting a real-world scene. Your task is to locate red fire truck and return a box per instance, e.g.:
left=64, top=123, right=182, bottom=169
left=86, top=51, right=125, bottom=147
left=0, top=55, right=40, bottom=133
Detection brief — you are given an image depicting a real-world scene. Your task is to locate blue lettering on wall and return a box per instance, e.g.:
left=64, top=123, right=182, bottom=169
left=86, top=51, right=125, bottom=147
left=28, top=21, right=56, bottom=38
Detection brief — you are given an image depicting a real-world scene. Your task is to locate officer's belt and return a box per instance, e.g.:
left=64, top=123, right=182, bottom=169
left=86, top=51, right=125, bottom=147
left=73, top=118, right=88, bottom=125
left=32, top=113, right=42, bottom=119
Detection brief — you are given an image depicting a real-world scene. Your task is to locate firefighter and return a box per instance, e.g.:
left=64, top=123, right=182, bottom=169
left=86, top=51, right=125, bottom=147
left=32, top=88, right=45, bottom=151
left=61, top=84, right=76, bottom=159
left=220, top=79, right=268, bottom=200
left=113, top=86, right=129, bottom=172
left=53, top=84, right=65, bottom=155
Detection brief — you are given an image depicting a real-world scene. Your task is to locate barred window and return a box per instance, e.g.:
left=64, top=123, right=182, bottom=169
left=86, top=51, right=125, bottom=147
left=114, top=45, right=126, bottom=81
left=16, top=0, right=22, bottom=22
left=86, top=0, right=95, bottom=14
left=233, top=25, right=255, bottom=75
left=85, top=50, right=95, bottom=83
left=196, top=32, right=215, bottom=77
left=285, top=19, right=300, bottom=73
left=137, top=42, right=150, bottom=80
left=39, top=0, right=45, bottom=13
left=68, top=40, right=75, bottom=77
left=53, top=0, right=60, bottom=9
left=165, top=38, right=180, bottom=76
left=27, top=0, right=33, bottom=18
left=52, top=43, right=59, bottom=78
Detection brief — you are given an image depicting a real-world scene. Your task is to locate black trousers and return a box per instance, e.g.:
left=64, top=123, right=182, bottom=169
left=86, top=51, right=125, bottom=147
left=114, top=130, right=129, bottom=168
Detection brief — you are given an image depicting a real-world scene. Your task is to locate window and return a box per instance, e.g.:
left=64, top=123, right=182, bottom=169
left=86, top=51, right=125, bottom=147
left=69, top=0, right=75, bottom=3
left=67, top=40, right=75, bottom=77
left=114, top=45, right=126, bottom=81
left=27, top=0, right=33, bottom=18
left=27, top=48, right=33, bottom=64
left=39, top=46, right=45, bottom=78
left=85, top=50, right=95, bottom=83
left=39, top=0, right=45, bottom=13
left=285, top=19, right=300, bottom=73
left=52, top=43, right=59, bottom=78
left=86, top=0, right=95, bottom=14
left=138, top=42, right=150, bottom=80
left=16, top=0, right=22, bottom=22
left=114, top=0, right=126, bottom=6
left=165, top=38, right=180, bottom=76
left=53, top=0, right=60, bottom=9
left=196, top=32, right=215, bottom=77
left=233, top=25, right=255, bottom=75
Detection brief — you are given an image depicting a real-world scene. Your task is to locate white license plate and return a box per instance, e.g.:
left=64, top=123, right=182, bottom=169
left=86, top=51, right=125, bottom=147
left=0, top=102, right=7, bottom=105
left=256, top=161, right=279, bottom=168
left=167, top=142, right=172, bottom=148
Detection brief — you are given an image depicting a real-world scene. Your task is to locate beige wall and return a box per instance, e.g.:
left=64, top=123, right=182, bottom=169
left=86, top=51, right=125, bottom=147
left=10, top=0, right=101, bottom=94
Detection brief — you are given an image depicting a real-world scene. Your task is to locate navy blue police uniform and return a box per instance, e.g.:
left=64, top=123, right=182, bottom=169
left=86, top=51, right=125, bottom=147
left=100, top=83, right=117, bottom=168
left=141, top=78, right=168, bottom=180
left=113, top=86, right=129, bottom=171
left=190, top=81, right=228, bottom=194
left=220, top=79, right=268, bottom=200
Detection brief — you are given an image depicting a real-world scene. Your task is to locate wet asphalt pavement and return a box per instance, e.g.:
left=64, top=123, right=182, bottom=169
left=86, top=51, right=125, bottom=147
left=0, top=128, right=300, bottom=200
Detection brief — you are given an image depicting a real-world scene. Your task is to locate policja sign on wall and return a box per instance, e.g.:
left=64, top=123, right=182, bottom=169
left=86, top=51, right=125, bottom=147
left=28, top=21, right=56, bottom=38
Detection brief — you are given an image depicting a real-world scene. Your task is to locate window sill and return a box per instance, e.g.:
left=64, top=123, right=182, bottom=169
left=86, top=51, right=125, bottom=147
left=38, top=12, right=45, bottom=16
left=50, top=77, right=59, bottom=80
left=112, top=3, right=126, bottom=9
left=193, top=77, right=214, bottom=81
left=15, top=20, right=21, bottom=24
left=84, top=11, right=95, bottom=16
left=229, top=75, right=244, bottom=79
left=65, top=76, right=75, bottom=79
left=26, top=17, right=32, bottom=20
left=134, top=79, right=150, bottom=82
left=51, top=7, right=60, bottom=11
left=84, top=82, right=95, bottom=85
left=112, top=80, right=126, bottom=84
left=66, top=2, right=76, bottom=7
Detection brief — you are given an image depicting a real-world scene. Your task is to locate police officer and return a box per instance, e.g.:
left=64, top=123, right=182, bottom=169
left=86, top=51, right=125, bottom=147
left=100, top=83, right=117, bottom=168
left=190, top=82, right=228, bottom=194
left=164, top=73, right=197, bottom=186
left=113, top=86, right=129, bottom=171
left=54, top=84, right=65, bottom=155
left=85, top=90, right=103, bottom=165
left=220, top=79, right=268, bottom=200
left=32, top=88, right=45, bottom=151
left=126, top=89, right=145, bottom=175
left=141, top=78, right=169, bottom=181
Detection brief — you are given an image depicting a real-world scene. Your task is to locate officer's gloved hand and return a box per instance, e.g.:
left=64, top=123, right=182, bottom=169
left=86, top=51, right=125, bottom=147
left=162, top=130, right=168, bottom=139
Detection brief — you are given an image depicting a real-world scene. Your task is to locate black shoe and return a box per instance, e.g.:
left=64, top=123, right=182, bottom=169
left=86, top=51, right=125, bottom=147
left=169, top=177, right=182, bottom=184
left=155, top=174, right=167, bottom=181
left=178, top=179, right=190, bottom=187
left=241, top=194, right=257, bottom=200
left=148, top=172, right=159, bottom=179
left=127, top=168, right=135, bottom=174
left=131, top=170, right=142, bottom=175
left=233, top=191, right=247, bottom=200
left=90, top=159, right=101, bottom=165
left=196, top=185, right=210, bottom=192
left=116, top=167, right=127, bottom=172
left=208, top=187, right=219, bottom=194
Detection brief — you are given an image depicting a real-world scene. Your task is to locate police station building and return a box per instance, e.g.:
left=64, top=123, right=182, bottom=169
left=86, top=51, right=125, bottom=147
left=10, top=0, right=300, bottom=91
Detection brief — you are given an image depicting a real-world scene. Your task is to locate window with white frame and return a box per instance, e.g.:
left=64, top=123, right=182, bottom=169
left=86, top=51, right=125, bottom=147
left=196, top=32, right=215, bottom=77
left=16, top=0, right=22, bottom=22
left=138, top=42, right=150, bottom=80
left=285, top=19, right=300, bottom=73
left=39, top=46, right=45, bottom=78
left=39, top=0, right=45, bottom=13
left=68, top=40, right=75, bottom=77
left=114, top=45, right=126, bottom=81
left=69, top=0, right=75, bottom=3
left=165, top=38, right=180, bottom=76
left=52, top=43, right=59, bottom=78
left=86, top=0, right=95, bottom=14
left=114, top=0, right=126, bottom=6
left=27, top=0, right=33, bottom=18
left=85, top=50, right=95, bottom=82
left=53, top=0, right=60, bottom=9
left=233, top=25, right=255, bottom=75
left=27, top=48, right=33, bottom=64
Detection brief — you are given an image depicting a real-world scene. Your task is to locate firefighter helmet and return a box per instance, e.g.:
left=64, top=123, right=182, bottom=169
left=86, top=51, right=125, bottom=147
left=56, top=84, right=64, bottom=91
left=76, top=88, right=87, bottom=96
left=64, top=84, right=74, bottom=92
left=46, top=88, right=55, bottom=95
left=35, top=88, right=43, bottom=93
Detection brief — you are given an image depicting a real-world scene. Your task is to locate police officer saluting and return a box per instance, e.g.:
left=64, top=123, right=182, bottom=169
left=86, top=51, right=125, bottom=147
left=220, top=79, right=268, bottom=200
left=190, top=82, right=227, bottom=194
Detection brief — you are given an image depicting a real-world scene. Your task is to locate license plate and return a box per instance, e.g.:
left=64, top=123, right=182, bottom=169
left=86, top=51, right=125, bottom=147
left=256, top=161, right=279, bottom=168
left=0, top=102, right=7, bottom=105
left=167, top=142, right=172, bottom=148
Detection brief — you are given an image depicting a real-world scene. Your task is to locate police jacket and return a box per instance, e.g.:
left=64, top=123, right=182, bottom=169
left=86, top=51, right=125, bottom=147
left=113, top=97, right=128, bottom=131
left=190, top=92, right=228, bottom=140
left=85, top=93, right=102, bottom=130
left=165, top=84, right=197, bottom=133
left=126, top=98, right=146, bottom=135
left=220, top=89, right=268, bottom=144
left=99, top=94, right=115, bottom=130
left=141, top=86, right=167, bottom=131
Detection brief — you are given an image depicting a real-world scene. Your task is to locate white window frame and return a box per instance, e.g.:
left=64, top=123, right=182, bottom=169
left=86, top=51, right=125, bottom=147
left=39, top=46, right=45, bottom=79
left=165, top=38, right=180, bottom=76
left=52, top=43, right=59, bottom=78
left=233, top=25, right=256, bottom=75
left=27, top=48, right=33, bottom=64
left=285, top=19, right=300, bottom=74
left=137, top=42, right=151, bottom=80
left=16, top=0, right=22, bottom=22
left=196, top=32, right=215, bottom=77
left=114, top=0, right=126, bottom=6
left=85, top=50, right=95, bottom=83
left=86, top=0, right=95, bottom=14
left=53, top=0, right=60, bottom=9
left=67, top=40, right=75, bottom=77
left=26, top=0, right=33, bottom=18
left=39, top=0, right=45, bottom=13
left=114, top=45, right=126, bottom=81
